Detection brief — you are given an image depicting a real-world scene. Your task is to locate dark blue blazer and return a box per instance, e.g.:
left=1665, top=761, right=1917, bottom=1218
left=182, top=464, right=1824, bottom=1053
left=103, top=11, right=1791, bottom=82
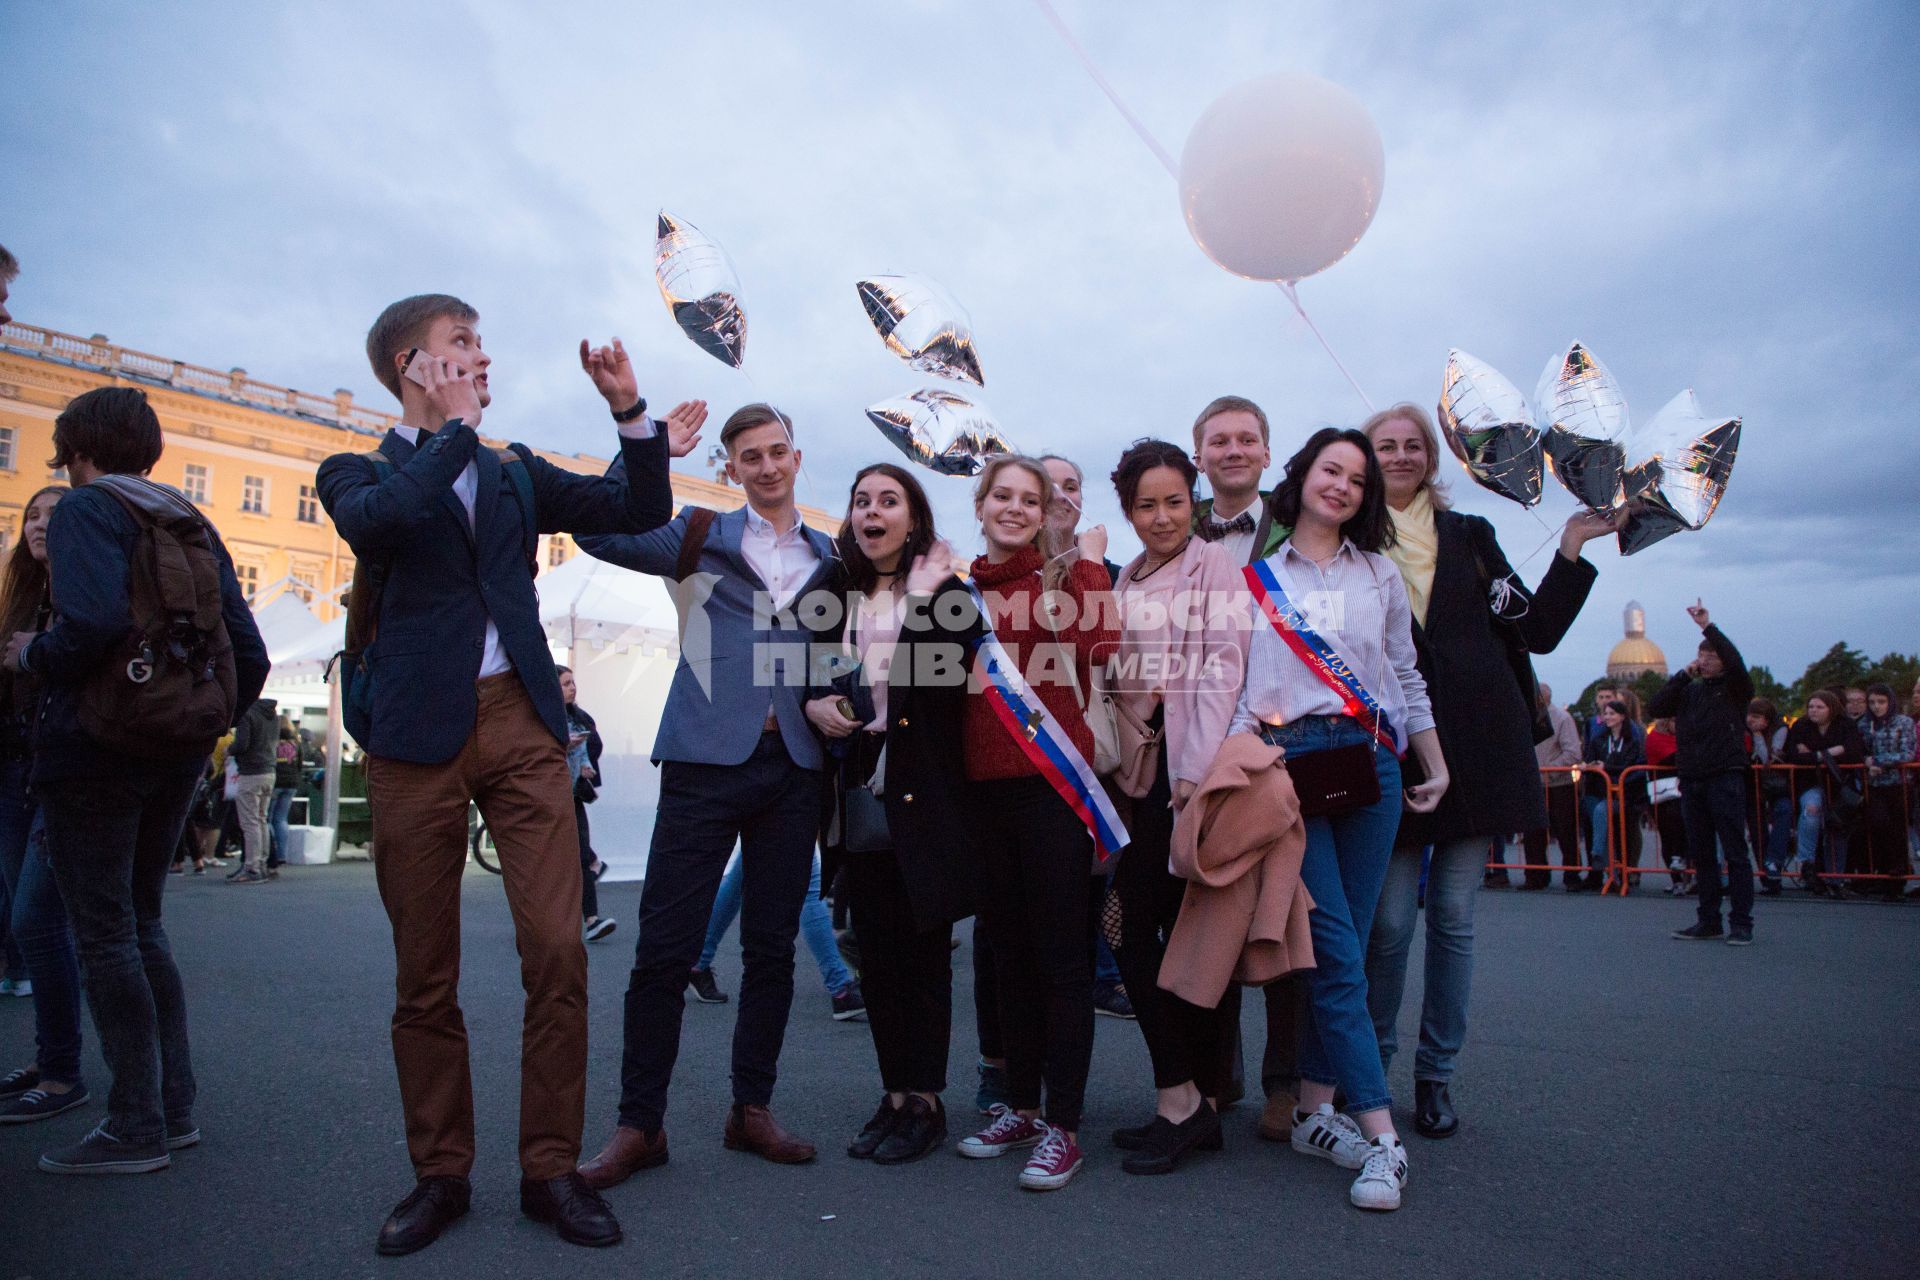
left=317, top=418, right=673, bottom=764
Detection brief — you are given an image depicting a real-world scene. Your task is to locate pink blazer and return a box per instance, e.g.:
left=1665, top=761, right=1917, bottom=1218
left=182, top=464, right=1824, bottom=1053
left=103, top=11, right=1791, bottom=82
left=1110, top=536, right=1251, bottom=788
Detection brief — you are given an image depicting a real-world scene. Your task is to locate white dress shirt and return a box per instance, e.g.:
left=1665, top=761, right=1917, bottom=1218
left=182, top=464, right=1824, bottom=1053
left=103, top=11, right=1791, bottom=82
left=396, top=413, right=656, bottom=679
left=740, top=504, right=819, bottom=612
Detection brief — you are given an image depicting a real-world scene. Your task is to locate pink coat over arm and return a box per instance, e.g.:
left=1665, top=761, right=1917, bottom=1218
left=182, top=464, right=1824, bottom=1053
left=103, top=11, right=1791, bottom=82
left=1157, top=732, right=1314, bottom=1008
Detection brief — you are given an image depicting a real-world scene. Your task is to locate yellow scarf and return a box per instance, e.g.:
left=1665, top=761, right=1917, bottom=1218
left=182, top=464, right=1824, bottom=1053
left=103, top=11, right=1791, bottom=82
left=1387, top=488, right=1438, bottom=628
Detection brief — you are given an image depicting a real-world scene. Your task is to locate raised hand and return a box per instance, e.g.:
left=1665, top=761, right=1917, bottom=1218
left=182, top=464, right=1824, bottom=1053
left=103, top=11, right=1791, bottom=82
left=1686, top=598, right=1710, bottom=630
left=419, top=357, right=482, bottom=429
left=1076, top=524, right=1108, bottom=564
left=578, top=337, right=641, bottom=408
left=663, top=400, right=708, bottom=458
left=1559, top=506, right=1627, bottom=558
left=905, top=539, right=954, bottom=596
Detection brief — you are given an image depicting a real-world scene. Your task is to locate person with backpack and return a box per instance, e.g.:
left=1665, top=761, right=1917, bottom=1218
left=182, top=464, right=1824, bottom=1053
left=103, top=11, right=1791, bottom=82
left=3, top=386, right=268, bottom=1174
left=225, top=697, right=278, bottom=885
left=316, top=294, right=683, bottom=1255
left=573, top=403, right=841, bottom=1191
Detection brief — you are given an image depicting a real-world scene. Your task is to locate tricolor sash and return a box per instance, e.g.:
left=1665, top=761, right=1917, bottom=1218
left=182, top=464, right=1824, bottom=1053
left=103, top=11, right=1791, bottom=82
left=1243, top=559, right=1400, bottom=757
left=966, top=585, right=1129, bottom=862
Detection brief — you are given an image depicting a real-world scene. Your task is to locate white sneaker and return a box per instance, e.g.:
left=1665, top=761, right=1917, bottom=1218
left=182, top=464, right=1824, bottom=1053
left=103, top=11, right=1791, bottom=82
left=1290, top=1103, right=1369, bottom=1170
left=1350, top=1135, right=1409, bottom=1211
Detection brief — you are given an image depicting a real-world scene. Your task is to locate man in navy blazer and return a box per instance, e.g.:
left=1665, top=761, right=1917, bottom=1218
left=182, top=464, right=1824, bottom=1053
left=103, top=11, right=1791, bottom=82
left=573, top=403, right=839, bottom=1186
left=316, top=294, right=685, bottom=1256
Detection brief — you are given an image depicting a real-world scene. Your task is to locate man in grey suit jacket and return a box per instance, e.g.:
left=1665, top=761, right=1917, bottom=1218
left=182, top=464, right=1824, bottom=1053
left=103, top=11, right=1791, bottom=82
left=574, top=404, right=840, bottom=1184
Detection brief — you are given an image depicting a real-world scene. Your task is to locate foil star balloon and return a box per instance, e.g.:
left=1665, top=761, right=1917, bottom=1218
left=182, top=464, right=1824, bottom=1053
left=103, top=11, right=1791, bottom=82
left=1616, top=390, right=1742, bottom=555
left=1537, top=342, right=1631, bottom=510
left=654, top=211, right=746, bottom=368
left=855, top=275, right=985, bottom=386
left=1437, top=349, right=1544, bottom=507
left=866, top=387, right=1015, bottom=476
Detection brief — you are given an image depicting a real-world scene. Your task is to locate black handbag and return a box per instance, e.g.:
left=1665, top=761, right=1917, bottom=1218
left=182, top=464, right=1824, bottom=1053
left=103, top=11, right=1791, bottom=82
left=1282, top=741, right=1381, bottom=818
left=840, top=736, right=893, bottom=853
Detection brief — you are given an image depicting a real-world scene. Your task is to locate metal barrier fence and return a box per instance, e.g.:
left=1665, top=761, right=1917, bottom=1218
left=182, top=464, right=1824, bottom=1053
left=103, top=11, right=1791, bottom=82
left=1484, top=761, right=1919, bottom=899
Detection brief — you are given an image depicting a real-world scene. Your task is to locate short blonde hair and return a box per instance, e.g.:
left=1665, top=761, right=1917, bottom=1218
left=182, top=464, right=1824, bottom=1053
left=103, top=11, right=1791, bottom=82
left=1362, top=402, right=1451, bottom=510
left=1191, top=395, right=1270, bottom=451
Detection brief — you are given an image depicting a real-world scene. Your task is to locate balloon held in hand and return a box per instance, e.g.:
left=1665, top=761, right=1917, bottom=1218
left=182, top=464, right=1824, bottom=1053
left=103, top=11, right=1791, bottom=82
left=866, top=387, right=1016, bottom=477
left=1437, top=349, right=1545, bottom=508
left=1538, top=342, right=1633, bottom=511
left=1616, top=390, right=1741, bottom=556
left=654, top=211, right=747, bottom=368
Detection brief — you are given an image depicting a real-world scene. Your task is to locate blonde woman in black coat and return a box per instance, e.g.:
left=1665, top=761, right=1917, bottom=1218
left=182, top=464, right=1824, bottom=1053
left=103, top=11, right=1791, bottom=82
left=1362, top=405, right=1620, bottom=1138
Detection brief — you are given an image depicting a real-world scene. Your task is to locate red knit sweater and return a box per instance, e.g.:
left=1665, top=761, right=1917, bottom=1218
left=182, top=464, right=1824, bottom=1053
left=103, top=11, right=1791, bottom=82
left=962, top=548, right=1119, bottom=783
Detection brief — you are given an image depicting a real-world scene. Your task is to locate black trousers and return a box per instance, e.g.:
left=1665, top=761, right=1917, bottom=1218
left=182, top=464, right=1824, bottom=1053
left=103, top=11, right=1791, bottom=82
left=616, top=734, right=821, bottom=1132
left=972, top=916, right=1002, bottom=1060
left=575, top=798, right=598, bottom=920
left=845, top=851, right=952, bottom=1094
left=976, top=774, right=1095, bottom=1133
left=1522, top=784, right=1582, bottom=887
left=1682, top=770, right=1753, bottom=930
left=1111, top=748, right=1228, bottom=1097
left=1864, top=787, right=1909, bottom=897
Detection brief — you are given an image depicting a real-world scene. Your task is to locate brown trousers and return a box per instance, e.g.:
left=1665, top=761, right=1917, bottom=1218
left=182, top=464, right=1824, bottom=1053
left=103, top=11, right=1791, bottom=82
left=367, top=674, right=587, bottom=1181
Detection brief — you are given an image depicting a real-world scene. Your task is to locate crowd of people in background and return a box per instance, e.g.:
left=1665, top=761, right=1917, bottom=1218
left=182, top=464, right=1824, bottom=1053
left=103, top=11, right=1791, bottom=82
left=0, top=252, right=1914, bottom=1260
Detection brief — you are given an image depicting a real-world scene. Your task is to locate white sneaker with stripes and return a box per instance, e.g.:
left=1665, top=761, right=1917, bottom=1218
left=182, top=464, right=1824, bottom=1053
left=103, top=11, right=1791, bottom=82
left=1350, top=1135, right=1409, bottom=1211
left=1290, top=1104, right=1369, bottom=1170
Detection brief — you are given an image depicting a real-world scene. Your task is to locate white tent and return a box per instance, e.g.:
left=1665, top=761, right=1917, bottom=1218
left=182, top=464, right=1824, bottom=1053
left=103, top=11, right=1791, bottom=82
left=535, top=549, right=680, bottom=652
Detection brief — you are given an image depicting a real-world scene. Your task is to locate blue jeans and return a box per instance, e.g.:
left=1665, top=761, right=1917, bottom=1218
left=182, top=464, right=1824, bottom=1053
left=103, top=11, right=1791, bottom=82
left=1760, top=792, right=1793, bottom=872
left=1260, top=716, right=1401, bottom=1115
left=268, top=786, right=296, bottom=863
left=1795, top=787, right=1830, bottom=870
left=39, top=762, right=202, bottom=1144
left=1367, top=835, right=1479, bottom=1084
left=0, top=761, right=84, bottom=1084
left=699, top=850, right=853, bottom=997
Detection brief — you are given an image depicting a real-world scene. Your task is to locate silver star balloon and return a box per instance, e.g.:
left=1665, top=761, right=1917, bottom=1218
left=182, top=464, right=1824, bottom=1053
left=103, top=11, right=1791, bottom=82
left=855, top=274, right=985, bottom=386
left=1537, top=342, right=1632, bottom=510
left=1437, top=349, right=1544, bottom=507
left=654, top=211, right=746, bottom=369
left=1616, top=389, right=1742, bottom=555
left=866, top=387, right=1015, bottom=477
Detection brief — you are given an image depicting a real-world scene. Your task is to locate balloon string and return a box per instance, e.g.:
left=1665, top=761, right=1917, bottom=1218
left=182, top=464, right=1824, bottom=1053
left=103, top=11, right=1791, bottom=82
left=1029, top=0, right=1375, bottom=414
left=1277, top=282, right=1375, bottom=413
left=1511, top=517, right=1567, bottom=573
left=1029, top=0, right=1179, bottom=180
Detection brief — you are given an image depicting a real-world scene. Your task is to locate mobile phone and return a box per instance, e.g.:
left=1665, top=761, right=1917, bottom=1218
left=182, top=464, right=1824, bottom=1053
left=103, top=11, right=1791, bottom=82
left=836, top=697, right=857, bottom=722
left=401, top=347, right=435, bottom=388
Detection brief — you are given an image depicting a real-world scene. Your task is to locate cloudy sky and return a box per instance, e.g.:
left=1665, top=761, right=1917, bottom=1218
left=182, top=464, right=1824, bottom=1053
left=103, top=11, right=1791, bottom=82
left=5, top=0, right=1915, bottom=697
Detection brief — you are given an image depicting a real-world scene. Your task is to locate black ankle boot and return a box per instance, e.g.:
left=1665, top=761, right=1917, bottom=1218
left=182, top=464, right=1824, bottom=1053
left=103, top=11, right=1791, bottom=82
left=1413, top=1080, right=1458, bottom=1139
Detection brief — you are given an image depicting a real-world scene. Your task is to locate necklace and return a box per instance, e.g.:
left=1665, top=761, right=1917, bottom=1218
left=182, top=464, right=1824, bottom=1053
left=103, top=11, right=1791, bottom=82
left=1130, top=551, right=1179, bottom=582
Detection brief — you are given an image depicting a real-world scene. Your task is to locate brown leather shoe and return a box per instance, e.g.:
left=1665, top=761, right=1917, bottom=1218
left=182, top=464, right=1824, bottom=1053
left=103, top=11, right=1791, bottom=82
left=723, top=1104, right=816, bottom=1164
left=1257, top=1088, right=1299, bottom=1142
left=577, top=1125, right=669, bottom=1190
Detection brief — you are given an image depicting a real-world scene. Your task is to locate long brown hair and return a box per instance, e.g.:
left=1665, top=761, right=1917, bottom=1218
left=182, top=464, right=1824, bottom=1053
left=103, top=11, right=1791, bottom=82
left=0, top=485, right=66, bottom=641
left=836, top=463, right=937, bottom=594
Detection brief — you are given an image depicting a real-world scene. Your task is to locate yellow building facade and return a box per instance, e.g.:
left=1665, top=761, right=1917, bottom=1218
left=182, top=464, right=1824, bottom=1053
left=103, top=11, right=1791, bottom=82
left=0, top=322, right=836, bottom=616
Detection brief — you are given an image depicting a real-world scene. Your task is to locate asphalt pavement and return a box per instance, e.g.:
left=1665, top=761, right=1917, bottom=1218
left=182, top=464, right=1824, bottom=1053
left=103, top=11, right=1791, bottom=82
left=2, top=862, right=1915, bottom=1280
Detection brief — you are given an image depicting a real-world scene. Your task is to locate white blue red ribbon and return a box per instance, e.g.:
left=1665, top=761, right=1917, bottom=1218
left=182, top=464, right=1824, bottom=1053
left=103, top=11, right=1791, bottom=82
left=966, top=585, right=1129, bottom=862
left=1243, top=559, right=1400, bottom=757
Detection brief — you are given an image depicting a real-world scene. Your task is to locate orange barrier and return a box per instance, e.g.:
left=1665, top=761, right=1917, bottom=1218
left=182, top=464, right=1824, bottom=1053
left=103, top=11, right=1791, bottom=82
left=1483, top=760, right=1918, bottom=901
left=1482, top=767, right=1609, bottom=885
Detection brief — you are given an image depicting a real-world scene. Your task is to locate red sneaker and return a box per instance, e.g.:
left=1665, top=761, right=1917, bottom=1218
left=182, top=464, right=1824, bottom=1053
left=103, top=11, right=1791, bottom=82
left=958, top=1105, right=1045, bottom=1159
left=1017, top=1122, right=1083, bottom=1191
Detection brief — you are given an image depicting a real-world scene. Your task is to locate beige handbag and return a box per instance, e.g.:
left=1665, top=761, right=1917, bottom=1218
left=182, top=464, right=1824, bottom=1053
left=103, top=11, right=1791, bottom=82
left=1060, top=647, right=1122, bottom=776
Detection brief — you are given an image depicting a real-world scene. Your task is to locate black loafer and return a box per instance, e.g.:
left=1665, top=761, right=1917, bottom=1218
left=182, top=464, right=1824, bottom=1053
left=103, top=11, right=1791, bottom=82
left=521, top=1171, right=621, bottom=1248
left=376, top=1175, right=471, bottom=1256
left=1121, top=1101, right=1222, bottom=1175
left=1413, top=1080, right=1458, bottom=1139
left=847, top=1097, right=901, bottom=1159
left=873, top=1095, right=946, bottom=1165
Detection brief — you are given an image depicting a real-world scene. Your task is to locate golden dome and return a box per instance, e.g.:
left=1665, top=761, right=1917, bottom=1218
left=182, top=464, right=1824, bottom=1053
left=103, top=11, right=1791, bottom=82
left=1608, top=637, right=1666, bottom=668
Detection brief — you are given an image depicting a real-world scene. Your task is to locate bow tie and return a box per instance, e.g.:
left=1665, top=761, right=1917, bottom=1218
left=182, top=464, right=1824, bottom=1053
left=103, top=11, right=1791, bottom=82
left=1200, top=511, right=1255, bottom=542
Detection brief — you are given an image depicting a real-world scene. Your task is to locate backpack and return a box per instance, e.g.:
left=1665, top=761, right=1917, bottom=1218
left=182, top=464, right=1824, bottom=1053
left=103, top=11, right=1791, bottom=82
left=333, top=444, right=538, bottom=726
left=76, top=476, right=239, bottom=760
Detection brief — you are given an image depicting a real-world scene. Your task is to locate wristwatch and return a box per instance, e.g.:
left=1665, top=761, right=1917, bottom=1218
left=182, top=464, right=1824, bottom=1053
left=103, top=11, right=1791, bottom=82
left=611, top=398, right=648, bottom=423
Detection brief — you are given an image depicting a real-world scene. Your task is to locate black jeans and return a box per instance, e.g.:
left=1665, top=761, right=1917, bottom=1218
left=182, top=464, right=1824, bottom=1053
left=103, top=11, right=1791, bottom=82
left=1522, top=784, right=1582, bottom=887
left=575, top=798, right=598, bottom=920
left=976, top=775, right=1095, bottom=1133
left=845, top=851, right=952, bottom=1094
left=1864, top=786, right=1909, bottom=898
left=617, top=734, right=821, bottom=1132
left=39, top=762, right=202, bottom=1144
left=972, top=917, right=1002, bottom=1060
left=1111, top=746, right=1228, bottom=1097
left=1681, top=770, right=1754, bottom=930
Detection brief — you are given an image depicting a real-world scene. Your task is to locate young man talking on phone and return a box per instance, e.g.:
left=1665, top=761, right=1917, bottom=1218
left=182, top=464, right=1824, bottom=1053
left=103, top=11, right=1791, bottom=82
left=318, top=294, right=695, bottom=1255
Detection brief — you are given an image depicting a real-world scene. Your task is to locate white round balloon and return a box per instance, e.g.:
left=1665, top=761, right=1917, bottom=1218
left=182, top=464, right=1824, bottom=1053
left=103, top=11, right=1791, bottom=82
left=1179, top=72, right=1386, bottom=282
